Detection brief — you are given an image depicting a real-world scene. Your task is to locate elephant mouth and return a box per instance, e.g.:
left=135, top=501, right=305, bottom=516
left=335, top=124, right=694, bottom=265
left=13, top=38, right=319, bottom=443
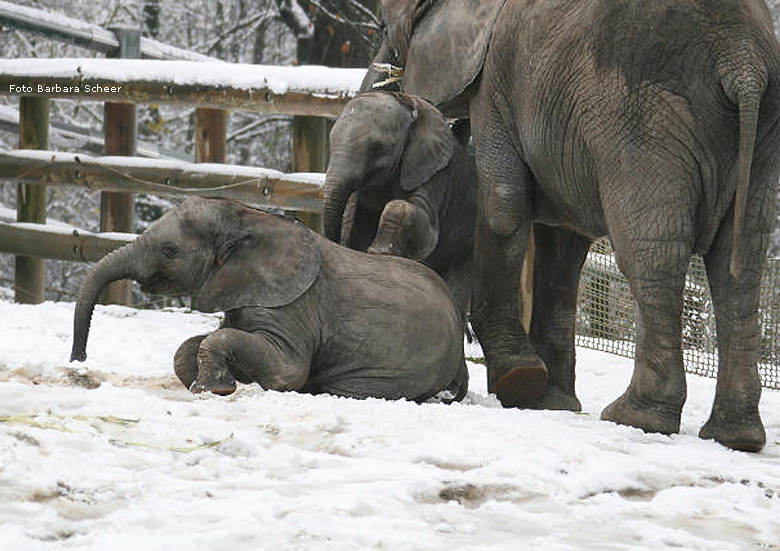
left=139, top=274, right=185, bottom=297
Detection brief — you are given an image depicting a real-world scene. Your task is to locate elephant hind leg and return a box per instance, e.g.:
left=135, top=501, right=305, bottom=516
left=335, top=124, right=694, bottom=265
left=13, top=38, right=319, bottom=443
left=699, top=217, right=766, bottom=452
left=601, top=241, right=690, bottom=435
left=527, top=224, right=592, bottom=411
left=191, top=328, right=311, bottom=396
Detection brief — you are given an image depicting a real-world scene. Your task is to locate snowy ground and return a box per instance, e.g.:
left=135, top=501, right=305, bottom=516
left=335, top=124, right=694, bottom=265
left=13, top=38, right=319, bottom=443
left=0, top=299, right=779, bottom=551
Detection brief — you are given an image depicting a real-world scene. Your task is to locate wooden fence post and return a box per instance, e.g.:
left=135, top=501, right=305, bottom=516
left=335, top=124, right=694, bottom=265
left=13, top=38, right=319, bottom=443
left=14, top=96, right=49, bottom=304
left=292, top=115, right=328, bottom=232
left=195, top=108, right=227, bottom=163
left=100, top=26, right=140, bottom=305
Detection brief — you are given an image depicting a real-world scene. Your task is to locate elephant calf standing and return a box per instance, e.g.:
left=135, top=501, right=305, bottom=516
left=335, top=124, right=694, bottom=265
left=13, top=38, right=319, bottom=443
left=70, top=197, right=468, bottom=402
left=323, top=92, right=476, bottom=320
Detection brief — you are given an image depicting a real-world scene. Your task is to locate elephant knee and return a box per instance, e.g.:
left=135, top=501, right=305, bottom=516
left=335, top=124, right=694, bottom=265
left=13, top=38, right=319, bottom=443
left=369, top=199, right=438, bottom=259
left=482, top=184, right=527, bottom=236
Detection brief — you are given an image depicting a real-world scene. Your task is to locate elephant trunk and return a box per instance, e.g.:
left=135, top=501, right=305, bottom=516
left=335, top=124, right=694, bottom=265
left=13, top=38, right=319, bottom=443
left=323, top=158, right=363, bottom=244
left=70, top=240, right=148, bottom=362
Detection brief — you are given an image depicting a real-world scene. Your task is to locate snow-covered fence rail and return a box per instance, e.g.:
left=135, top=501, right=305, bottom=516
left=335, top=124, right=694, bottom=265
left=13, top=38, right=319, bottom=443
left=0, top=150, right=325, bottom=211
left=0, top=220, right=134, bottom=264
left=0, top=59, right=364, bottom=117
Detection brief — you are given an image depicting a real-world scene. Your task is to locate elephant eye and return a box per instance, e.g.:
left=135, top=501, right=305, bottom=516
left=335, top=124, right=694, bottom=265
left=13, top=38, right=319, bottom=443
left=161, top=245, right=181, bottom=259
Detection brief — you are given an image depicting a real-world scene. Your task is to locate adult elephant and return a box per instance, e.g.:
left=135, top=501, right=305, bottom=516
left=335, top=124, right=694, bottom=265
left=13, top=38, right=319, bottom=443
left=323, top=92, right=476, bottom=319
left=363, top=0, right=780, bottom=451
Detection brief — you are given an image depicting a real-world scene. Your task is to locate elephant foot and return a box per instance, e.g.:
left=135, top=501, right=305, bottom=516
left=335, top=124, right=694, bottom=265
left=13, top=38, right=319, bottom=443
left=527, top=385, right=582, bottom=412
left=489, top=353, right=548, bottom=407
left=699, top=411, right=765, bottom=453
left=190, top=373, right=237, bottom=396
left=601, top=391, right=681, bottom=435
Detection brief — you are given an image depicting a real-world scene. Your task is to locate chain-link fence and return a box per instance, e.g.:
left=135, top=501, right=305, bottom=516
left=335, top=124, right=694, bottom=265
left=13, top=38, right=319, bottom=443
left=576, top=238, right=780, bottom=390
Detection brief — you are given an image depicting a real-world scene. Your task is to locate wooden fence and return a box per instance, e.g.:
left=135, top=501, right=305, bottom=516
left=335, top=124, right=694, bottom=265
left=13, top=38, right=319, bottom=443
left=0, top=2, right=364, bottom=304
left=0, top=58, right=364, bottom=303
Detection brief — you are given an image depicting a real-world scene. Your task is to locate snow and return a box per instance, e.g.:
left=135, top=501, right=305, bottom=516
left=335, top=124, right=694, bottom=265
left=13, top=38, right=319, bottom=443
left=0, top=58, right=366, bottom=98
left=0, top=299, right=779, bottom=550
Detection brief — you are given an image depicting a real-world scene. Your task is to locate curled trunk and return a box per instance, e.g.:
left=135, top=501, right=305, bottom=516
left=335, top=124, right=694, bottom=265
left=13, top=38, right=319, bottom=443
left=70, top=242, right=146, bottom=362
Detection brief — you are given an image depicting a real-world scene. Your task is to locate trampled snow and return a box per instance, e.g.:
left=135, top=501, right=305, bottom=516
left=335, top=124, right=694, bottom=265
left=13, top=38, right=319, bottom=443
left=0, top=299, right=778, bottom=550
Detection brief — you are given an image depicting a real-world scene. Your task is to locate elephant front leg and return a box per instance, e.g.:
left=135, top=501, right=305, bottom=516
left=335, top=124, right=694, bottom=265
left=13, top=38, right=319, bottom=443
left=528, top=224, right=592, bottom=411
left=469, top=117, right=547, bottom=406
left=472, top=215, right=547, bottom=406
left=190, top=328, right=310, bottom=396
left=699, top=219, right=766, bottom=452
left=368, top=198, right=438, bottom=260
left=173, top=334, right=208, bottom=390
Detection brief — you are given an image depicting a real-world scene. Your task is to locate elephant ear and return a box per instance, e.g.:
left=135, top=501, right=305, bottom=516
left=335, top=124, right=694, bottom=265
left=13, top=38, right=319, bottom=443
left=403, top=0, right=507, bottom=108
left=192, top=209, right=322, bottom=313
left=399, top=96, right=454, bottom=191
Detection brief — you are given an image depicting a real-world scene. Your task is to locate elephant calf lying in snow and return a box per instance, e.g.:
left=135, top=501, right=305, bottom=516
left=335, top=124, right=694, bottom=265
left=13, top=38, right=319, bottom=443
left=70, top=197, right=468, bottom=402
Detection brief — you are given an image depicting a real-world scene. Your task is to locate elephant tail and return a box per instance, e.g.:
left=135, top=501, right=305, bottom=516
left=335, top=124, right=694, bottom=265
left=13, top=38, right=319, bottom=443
left=729, top=74, right=765, bottom=279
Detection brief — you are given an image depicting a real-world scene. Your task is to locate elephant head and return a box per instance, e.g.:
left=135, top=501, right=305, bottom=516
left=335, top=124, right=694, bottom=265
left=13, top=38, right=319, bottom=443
left=323, top=92, right=455, bottom=259
left=362, top=0, right=507, bottom=115
left=71, top=197, right=321, bottom=362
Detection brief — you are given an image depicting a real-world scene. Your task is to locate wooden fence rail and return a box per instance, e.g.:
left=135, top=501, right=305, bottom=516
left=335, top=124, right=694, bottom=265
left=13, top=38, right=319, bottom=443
left=0, top=59, right=364, bottom=117
left=0, top=150, right=325, bottom=211
left=0, top=221, right=134, bottom=263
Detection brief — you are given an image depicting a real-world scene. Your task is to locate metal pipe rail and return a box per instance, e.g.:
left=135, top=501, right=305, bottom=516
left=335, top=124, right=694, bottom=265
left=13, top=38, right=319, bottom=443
left=0, top=0, right=219, bottom=61
left=0, top=105, right=192, bottom=161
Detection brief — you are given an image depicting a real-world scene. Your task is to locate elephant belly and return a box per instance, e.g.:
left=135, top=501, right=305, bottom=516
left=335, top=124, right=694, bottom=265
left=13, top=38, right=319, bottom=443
left=531, top=184, right=608, bottom=240
left=309, top=250, right=466, bottom=401
left=308, top=309, right=463, bottom=401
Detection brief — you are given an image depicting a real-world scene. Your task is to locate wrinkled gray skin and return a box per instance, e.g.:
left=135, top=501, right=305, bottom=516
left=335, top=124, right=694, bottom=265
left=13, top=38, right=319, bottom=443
left=363, top=0, right=780, bottom=451
left=324, top=92, right=476, bottom=320
left=70, top=197, right=468, bottom=402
